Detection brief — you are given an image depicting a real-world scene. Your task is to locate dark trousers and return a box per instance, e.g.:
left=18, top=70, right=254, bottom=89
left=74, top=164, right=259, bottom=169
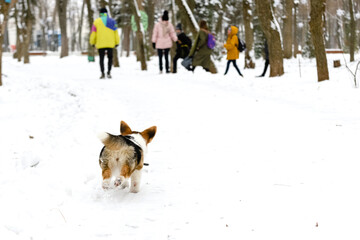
left=173, top=54, right=181, bottom=73
left=224, top=60, right=242, bottom=76
left=157, top=48, right=170, bottom=72
left=98, top=48, right=113, bottom=74
left=261, top=59, right=270, bottom=77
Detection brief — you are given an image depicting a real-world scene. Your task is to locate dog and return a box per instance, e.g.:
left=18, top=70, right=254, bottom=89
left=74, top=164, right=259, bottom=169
left=97, top=121, right=157, bottom=193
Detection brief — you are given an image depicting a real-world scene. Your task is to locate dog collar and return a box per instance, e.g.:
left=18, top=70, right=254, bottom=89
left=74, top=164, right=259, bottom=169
left=123, top=135, right=143, bottom=165
left=124, top=135, right=142, bottom=149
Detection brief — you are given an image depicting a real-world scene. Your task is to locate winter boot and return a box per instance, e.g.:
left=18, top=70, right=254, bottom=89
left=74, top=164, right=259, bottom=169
left=107, top=72, right=112, bottom=79
left=100, top=73, right=105, bottom=79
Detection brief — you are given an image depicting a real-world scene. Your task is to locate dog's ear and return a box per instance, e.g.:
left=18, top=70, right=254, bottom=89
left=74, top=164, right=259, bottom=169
left=120, top=121, right=132, bottom=135
left=141, top=126, right=157, bottom=144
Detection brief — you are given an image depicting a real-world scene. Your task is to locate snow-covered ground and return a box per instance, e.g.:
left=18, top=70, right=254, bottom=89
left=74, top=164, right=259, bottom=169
left=1, top=52, right=360, bottom=240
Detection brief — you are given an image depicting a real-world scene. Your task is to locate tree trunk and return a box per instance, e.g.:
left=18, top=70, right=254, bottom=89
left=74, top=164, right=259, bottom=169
left=293, top=2, right=298, bottom=58
left=147, top=0, right=155, bottom=56
left=123, top=25, right=131, bottom=57
left=85, top=0, right=95, bottom=60
left=78, top=0, right=86, bottom=51
left=108, top=0, right=119, bottom=67
left=309, top=0, right=329, bottom=82
left=255, top=0, right=284, bottom=77
left=39, top=2, right=48, bottom=52
left=23, top=0, right=34, bottom=64
left=132, top=0, right=147, bottom=70
left=57, top=0, right=69, bottom=58
left=243, top=0, right=255, bottom=69
left=348, top=0, right=355, bottom=62
left=13, top=4, right=23, bottom=61
left=170, top=1, right=176, bottom=72
left=0, top=1, right=18, bottom=86
left=283, top=0, right=293, bottom=59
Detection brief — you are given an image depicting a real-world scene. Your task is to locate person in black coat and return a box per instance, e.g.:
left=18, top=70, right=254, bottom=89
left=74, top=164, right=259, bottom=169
left=173, top=23, right=192, bottom=73
left=258, top=40, right=269, bottom=77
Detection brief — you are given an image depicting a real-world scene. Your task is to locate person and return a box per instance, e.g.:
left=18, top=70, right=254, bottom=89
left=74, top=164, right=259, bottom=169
left=223, top=26, right=243, bottom=77
left=173, top=23, right=192, bottom=73
left=90, top=8, right=120, bottom=79
left=188, top=20, right=212, bottom=72
left=152, top=10, right=178, bottom=74
left=257, top=40, right=269, bottom=77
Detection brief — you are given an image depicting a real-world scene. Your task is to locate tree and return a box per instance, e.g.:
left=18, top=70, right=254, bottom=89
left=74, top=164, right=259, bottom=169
left=108, top=0, right=120, bottom=67
left=255, top=0, right=284, bottom=77
left=293, top=1, right=298, bottom=58
left=23, top=0, right=35, bottom=64
left=56, top=0, right=69, bottom=58
left=283, top=0, right=293, bottom=59
left=309, top=0, right=329, bottom=82
left=132, top=0, right=147, bottom=70
left=0, top=0, right=18, bottom=86
left=348, top=0, right=356, bottom=62
left=85, top=0, right=95, bottom=60
left=243, top=0, right=255, bottom=68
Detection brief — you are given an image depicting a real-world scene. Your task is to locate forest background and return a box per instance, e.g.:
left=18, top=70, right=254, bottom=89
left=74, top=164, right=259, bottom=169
left=0, top=0, right=359, bottom=85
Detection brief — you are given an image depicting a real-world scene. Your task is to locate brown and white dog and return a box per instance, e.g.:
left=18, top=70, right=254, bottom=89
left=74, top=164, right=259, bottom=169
left=98, top=121, right=157, bottom=192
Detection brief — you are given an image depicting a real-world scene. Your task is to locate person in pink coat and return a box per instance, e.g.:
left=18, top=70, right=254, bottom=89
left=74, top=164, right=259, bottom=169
left=152, top=11, right=178, bottom=73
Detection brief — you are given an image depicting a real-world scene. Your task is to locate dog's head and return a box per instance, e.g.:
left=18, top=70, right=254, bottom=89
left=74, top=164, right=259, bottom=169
left=120, top=121, right=157, bottom=145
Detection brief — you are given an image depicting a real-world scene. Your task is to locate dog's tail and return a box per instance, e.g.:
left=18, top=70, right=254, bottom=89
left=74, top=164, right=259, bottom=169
left=97, top=132, right=127, bottom=150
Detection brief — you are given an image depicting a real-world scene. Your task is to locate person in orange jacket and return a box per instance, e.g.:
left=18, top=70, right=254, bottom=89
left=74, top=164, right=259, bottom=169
left=90, top=8, right=120, bottom=79
left=223, top=26, right=243, bottom=77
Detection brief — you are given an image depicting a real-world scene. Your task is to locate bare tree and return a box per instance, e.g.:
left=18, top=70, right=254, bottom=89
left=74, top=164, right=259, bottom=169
left=56, top=0, right=69, bottom=58
left=348, top=0, right=356, bottom=62
left=293, top=1, right=298, bottom=58
left=243, top=0, right=255, bottom=68
left=255, top=0, right=284, bottom=77
left=23, top=0, right=35, bottom=64
left=108, top=0, right=120, bottom=67
left=132, top=0, right=147, bottom=70
left=283, top=0, right=293, bottom=59
left=309, top=0, right=329, bottom=81
left=78, top=0, right=85, bottom=51
left=0, top=0, right=18, bottom=86
left=85, top=0, right=95, bottom=60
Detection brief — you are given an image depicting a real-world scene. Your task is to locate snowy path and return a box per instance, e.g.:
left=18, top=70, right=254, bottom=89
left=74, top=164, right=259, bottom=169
left=1, top=54, right=360, bottom=239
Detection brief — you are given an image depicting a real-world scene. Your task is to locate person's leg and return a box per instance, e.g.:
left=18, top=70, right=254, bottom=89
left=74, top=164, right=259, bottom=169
left=224, top=60, right=231, bottom=75
left=157, top=49, right=163, bottom=72
left=261, top=59, right=269, bottom=76
left=164, top=48, right=170, bottom=73
left=232, top=60, right=243, bottom=76
left=107, top=48, right=113, bottom=76
left=98, top=49, right=106, bottom=78
left=173, top=54, right=180, bottom=73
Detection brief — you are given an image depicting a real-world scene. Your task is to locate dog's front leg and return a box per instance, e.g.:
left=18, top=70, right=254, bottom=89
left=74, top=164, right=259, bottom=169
left=130, top=170, right=142, bottom=193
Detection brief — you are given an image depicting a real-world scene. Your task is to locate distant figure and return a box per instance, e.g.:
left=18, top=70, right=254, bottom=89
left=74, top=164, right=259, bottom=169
left=188, top=20, right=212, bottom=72
left=223, top=26, right=243, bottom=77
left=257, top=40, right=269, bottom=77
left=90, top=8, right=120, bottom=79
left=152, top=10, right=178, bottom=74
left=173, top=23, right=192, bottom=73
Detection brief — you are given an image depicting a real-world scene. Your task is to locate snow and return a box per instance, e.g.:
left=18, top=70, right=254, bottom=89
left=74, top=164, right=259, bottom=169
left=1, top=52, right=360, bottom=240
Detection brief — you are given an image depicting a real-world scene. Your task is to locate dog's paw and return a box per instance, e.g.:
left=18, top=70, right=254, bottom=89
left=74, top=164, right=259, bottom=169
left=114, top=177, right=129, bottom=189
left=114, top=178, right=122, bottom=187
left=102, top=179, right=111, bottom=189
left=130, top=182, right=140, bottom=193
